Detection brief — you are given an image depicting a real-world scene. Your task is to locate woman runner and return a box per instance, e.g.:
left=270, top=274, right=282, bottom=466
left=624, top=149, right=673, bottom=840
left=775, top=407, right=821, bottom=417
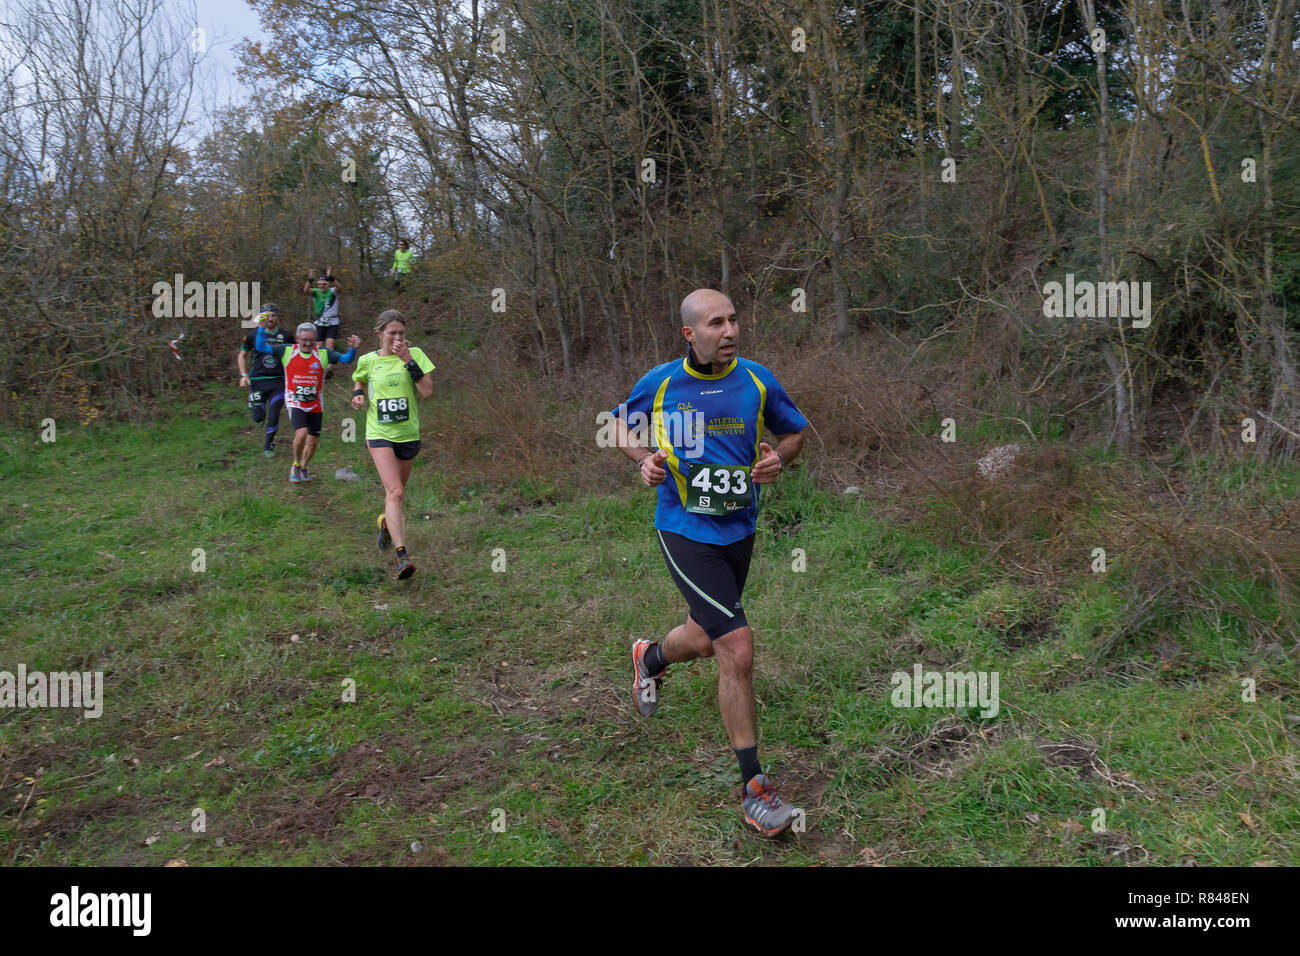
left=351, top=310, right=435, bottom=580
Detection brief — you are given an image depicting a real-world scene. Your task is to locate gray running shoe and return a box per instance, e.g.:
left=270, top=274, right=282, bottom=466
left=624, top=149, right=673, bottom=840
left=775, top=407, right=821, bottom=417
left=741, top=774, right=800, bottom=836
left=631, top=639, right=665, bottom=717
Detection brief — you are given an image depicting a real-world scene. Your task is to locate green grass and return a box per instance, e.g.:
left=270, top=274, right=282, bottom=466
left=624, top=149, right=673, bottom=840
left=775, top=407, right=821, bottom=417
left=0, top=381, right=1297, bottom=865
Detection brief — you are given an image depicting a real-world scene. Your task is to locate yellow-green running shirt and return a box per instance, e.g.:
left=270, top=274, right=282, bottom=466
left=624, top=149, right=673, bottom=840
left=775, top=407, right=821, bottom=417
left=353, top=348, right=435, bottom=443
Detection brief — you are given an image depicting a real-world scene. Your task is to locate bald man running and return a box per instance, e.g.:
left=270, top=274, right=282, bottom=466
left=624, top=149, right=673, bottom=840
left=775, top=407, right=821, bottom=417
left=608, top=289, right=809, bottom=836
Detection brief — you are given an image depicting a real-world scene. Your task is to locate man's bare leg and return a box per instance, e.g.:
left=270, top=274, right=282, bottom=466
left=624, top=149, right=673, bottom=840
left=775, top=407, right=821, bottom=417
left=655, top=618, right=757, bottom=749
left=713, top=626, right=756, bottom=749
left=661, top=613, right=714, bottom=663
left=292, top=428, right=308, bottom=466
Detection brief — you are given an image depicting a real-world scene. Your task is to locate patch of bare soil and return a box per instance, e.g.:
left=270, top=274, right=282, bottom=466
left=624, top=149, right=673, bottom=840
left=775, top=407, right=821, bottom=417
left=220, top=735, right=516, bottom=859
left=476, top=663, right=623, bottom=723
left=866, top=714, right=1006, bottom=780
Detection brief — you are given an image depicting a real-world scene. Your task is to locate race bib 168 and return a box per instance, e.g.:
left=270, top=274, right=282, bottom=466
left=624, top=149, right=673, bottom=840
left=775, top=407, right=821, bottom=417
left=376, top=397, right=409, bottom=424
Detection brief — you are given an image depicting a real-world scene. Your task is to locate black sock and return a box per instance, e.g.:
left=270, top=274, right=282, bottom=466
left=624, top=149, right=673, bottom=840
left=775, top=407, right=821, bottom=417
left=643, top=642, right=668, bottom=675
left=735, top=745, right=761, bottom=789
left=395, top=546, right=407, bottom=559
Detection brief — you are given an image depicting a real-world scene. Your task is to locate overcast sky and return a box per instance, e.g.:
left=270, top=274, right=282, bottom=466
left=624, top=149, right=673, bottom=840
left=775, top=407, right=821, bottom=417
left=191, top=0, right=268, bottom=109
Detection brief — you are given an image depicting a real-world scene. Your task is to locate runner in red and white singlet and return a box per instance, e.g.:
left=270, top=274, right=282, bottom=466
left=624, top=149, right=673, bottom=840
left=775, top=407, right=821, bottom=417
left=254, top=322, right=360, bottom=483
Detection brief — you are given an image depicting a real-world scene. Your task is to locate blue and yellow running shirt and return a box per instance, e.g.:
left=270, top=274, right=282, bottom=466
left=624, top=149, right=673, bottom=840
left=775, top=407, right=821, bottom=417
left=613, top=356, right=809, bottom=545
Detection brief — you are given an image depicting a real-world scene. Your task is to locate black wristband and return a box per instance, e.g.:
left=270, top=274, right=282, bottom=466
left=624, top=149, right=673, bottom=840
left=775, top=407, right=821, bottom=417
left=352, top=387, right=365, bottom=397
left=406, top=360, right=425, bottom=383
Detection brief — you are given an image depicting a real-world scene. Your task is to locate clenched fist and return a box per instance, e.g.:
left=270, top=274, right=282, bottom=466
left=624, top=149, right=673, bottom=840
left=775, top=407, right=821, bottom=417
left=640, top=448, right=668, bottom=487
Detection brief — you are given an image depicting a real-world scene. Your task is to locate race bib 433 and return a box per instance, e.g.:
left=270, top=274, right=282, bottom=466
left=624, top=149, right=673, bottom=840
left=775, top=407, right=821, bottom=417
left=684, top=461, right=752, bottom=515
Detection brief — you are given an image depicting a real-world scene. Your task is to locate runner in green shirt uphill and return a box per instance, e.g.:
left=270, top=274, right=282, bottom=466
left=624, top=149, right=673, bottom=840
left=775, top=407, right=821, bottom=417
left=390, top=239, right=414, bottom=292
left=300, top=268, right=342, bottom=351
left=351, top=310, right=435, bottom=580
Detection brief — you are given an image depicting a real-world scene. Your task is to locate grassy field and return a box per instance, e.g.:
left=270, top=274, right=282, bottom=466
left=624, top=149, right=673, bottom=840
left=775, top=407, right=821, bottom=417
left=1, top=379, right=1297, bottom=866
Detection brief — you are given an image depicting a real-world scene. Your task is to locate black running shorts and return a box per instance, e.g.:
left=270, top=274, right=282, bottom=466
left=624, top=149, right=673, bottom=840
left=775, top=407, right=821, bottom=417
left=366, top=438, right=422, bottom=461
left=289, top=408, right=323, bottom=436
left=656, top=528, right=755, bottom=640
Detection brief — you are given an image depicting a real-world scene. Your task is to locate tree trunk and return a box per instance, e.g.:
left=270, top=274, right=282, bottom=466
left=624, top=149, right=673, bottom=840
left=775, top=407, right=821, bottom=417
left=1258, top=0, right=1298, bottom=458
left=915, top=1, right=927, bottom=235
left=1102, top=342, right=1132, bottom=454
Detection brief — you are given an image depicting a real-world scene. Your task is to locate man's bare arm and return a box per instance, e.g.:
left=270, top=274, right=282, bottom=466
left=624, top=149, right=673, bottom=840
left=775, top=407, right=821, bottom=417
left=772, top=430, right=804, bottom=467
left=611, top=415, right=668, bottom=486
left=612, top=415, right=652, bottom=465
left=752, top=429, right=805, bottom=483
